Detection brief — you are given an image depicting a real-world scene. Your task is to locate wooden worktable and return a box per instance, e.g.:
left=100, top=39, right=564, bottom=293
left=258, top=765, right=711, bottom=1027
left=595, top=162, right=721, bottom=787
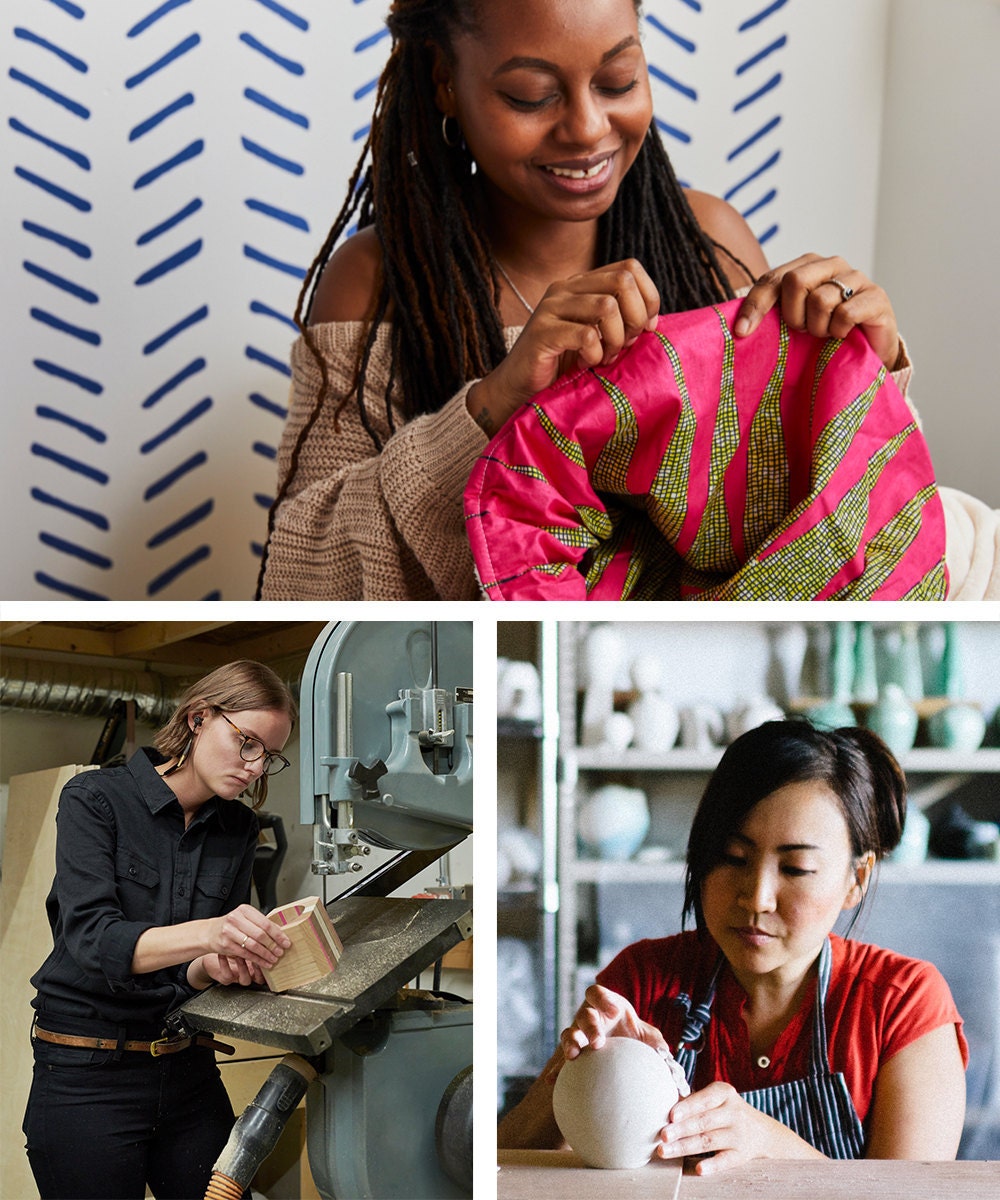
left=497, top=1150, right=999, bottom=1199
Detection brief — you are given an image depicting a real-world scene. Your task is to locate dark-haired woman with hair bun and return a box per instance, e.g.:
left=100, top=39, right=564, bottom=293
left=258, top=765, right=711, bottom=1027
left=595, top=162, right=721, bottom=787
left=22, top=661, right=298, bottom=1200
left=257, top=0, right=910, bottom=601
left=499, top=719, right=968, bottom=1173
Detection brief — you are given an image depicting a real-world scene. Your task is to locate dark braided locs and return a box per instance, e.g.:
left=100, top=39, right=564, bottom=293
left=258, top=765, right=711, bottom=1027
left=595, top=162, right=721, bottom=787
left=255, top=0, right=756, bottom=597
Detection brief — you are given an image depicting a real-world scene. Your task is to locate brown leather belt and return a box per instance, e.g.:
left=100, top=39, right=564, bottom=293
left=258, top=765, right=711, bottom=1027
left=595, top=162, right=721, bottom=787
left=33, top=1025, right=235, bottom=1057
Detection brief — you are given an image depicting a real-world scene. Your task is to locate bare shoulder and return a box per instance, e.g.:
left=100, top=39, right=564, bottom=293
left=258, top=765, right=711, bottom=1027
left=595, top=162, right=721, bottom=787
left=685, top=189, right=768, bottom=288
left=306, top=226, right=383, bottom=325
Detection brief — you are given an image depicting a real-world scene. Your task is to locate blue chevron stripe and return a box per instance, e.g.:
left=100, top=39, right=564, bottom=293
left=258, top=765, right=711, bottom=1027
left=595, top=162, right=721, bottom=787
left=134, top=239, right=203, bottom=286
left=45, top=0, right=85, bottom=17
left=757, top=224, right=778, bottom=245
left=129, top=93, right=195, bottom=141
left=354, top=27, right=390, bottom=53
left=736, top=35, right=787, bottom=74
left=14, top=167, right=92, bottom=211
left=33, top=359, right=103, bottom=393
left=140, top=397, right=213, bottom=453
left=146, top=499, right=213, bottom=548
left=143, top=305, right=209, bottom=354
left=14, top=27, right=88, bottom=72
left=245, top=199, right=309, bottom=231
left=10, top=117, right=91, bottom=169
left=249, top=392, right=287, bottom=419
left=22, top=221, right=92, bottom=258
left=245, top=345, right=292, bottom=376
left=35, top=572, right=108, bottom=601
left=741, top=188, right=777, bottom=219
left=647, top=65, right=697, bottom=101
left=353, top=77, right=378, bottom=101
left=128, top=0, right=193, bottom=38
left=23, top=261, right=99, bottom=302
left=136, top=198, right=203, bottom=245
left=9, top=68, right=90, bottom=118
left=30, top=307, right=101, bottom=344
left=144, top=451, right=207, bottom=500
left=143, top=357, right=207, bottom=407
left=240, top=136, right=304, bottom=175
left=250, top=299, right=298, bottom=330
left=39, top=531, right=112, bottom=569
left=134, top=139, right=204, bottom=188
left=252, top=441, right=277, bottom=460
left=31, top=486, right=109, bottom=531
left=644, top=15, right=696, bottom=53
left=723, top=149, right=781, bottom=200
left=239, top=32, right=304, bottom=75
left=32, top=442, right=109, bottom=484
left=254, top=0, right=309, bottom=31
left=243, top=87, right=309, bottom=128
left=36, top=405, right=107, bottom=441
left=738, top=0, right=788, bottom=32
left=254, top=493, right=272, bottom=509
left=654, top=116, right=692, bottom=145
left=243, top=244, right=306, bottom=278
left=676, top=0, right=701, bottom=9
left=125, top=34, right=201, bottom=89
left=727, top=114, right=781, bottom=161
left=733, top=72, right=782, bottom=112
left=146, top=544, right=210, bottom=595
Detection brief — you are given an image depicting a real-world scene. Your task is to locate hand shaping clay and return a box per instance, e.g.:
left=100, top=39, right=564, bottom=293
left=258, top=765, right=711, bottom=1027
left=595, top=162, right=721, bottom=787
left=552, top=1037, right=682, bottom=1169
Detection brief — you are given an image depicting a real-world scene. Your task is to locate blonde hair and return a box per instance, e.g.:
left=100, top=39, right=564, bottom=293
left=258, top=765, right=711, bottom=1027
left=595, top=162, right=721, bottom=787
left=154, top=660, right=297, bottom=809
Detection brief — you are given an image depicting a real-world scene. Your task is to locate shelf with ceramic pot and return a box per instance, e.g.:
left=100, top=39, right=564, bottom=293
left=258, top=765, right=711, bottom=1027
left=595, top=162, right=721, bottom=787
left=566, top=746, right=1000, bottom=775
left=567, top=856, right=1000, bottom=886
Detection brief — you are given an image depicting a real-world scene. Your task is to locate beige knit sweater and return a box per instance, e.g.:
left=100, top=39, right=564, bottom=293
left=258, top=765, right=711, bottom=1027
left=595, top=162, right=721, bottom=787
left=260, top=321, right=522, bottom=600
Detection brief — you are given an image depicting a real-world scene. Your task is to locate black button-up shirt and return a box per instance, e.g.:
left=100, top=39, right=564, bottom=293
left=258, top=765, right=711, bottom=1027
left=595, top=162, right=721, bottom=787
left=31, top=747, right=258, bottom=1031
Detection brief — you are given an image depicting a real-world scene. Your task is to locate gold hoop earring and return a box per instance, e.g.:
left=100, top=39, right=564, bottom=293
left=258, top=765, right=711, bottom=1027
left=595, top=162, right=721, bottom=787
left=442, top=114, right=462, bottom=149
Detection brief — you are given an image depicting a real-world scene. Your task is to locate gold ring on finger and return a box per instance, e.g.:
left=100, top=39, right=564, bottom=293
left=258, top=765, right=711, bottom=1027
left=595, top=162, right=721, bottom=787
left=241, top=934, right=249, bottom=949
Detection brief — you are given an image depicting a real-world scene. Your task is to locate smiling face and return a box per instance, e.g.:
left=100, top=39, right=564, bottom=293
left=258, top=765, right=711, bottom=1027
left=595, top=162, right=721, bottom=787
left=438, top=0, right=652, bottom=234
left=185, top=706, right=293, bottom=803
left=700, top=781, right=869, bottom=990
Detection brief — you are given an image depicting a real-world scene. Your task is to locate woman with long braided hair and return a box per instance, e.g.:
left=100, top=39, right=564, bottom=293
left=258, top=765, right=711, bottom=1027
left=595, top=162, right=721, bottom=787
left=257, top=0, right=907, bottom=601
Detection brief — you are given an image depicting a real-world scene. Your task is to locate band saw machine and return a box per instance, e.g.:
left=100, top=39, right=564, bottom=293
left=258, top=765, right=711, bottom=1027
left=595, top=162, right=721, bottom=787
left=173, top=620, right=474, bottom=1199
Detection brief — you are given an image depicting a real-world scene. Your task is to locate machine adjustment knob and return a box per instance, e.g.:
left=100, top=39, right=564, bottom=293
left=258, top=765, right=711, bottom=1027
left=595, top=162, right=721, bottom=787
left=347, top=758, right=388, bottom=799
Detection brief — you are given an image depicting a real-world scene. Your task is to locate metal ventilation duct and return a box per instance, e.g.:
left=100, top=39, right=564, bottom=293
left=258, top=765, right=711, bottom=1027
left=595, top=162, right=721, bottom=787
left=0, top=657, right=179, bottom=726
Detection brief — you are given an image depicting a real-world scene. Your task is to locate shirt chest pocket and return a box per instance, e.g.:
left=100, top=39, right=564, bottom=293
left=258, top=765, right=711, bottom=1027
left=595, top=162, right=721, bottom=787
left=193, top=868, right=235, bottom=918
left=114, top=850, right=160, bottom=921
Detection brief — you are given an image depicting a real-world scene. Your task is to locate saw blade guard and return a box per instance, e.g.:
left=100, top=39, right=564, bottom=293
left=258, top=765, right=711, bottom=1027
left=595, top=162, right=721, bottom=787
left=299, top=621, right=473, bottom=875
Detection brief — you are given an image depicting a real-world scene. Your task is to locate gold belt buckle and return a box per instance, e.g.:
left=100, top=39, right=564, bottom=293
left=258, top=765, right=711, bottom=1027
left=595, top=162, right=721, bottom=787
left=149, top=1034, right=184, bottom=1057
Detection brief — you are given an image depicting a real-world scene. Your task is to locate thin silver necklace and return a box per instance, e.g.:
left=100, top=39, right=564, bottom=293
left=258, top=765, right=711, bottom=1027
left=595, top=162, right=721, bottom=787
left=495, top=260, right=536, bottom=316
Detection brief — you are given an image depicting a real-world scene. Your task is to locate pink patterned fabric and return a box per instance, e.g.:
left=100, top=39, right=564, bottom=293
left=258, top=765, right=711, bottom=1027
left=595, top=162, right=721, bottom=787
left=463, top=299, right=948, bottom=601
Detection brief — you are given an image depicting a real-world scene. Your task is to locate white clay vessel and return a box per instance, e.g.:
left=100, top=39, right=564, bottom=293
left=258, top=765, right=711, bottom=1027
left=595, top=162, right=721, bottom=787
left=552, top=1037, right=682, bottom=1169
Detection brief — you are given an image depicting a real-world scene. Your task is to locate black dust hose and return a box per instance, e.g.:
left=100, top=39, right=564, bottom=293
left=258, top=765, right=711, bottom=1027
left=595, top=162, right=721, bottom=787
left=204, top=1054, right=318, bottom=1200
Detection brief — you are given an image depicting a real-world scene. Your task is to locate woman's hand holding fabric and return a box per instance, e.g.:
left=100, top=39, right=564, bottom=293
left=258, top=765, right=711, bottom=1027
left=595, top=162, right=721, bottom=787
left=657, top=1082, right=825, bottom=1173
left=467, top=260, right=660, bottom=436
left=733, top=252, right=901, bottom=370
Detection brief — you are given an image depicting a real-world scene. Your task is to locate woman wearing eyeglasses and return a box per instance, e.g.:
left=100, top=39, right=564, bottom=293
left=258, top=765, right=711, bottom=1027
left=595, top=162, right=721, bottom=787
left=22, top=660, right=298, bottom=1200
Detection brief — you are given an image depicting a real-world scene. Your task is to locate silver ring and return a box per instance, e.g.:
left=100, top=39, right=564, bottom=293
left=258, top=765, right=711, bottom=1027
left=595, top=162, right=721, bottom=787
left=828, top=277, right=854, bottom=301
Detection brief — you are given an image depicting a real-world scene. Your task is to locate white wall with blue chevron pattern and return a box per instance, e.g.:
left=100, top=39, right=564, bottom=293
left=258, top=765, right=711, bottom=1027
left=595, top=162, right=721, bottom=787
left=7, top=0, right=988, bottom=600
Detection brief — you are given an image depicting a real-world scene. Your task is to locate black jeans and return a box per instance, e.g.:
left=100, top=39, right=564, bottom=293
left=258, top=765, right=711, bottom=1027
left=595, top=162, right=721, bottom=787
left=22, top=1038, right=237, bottom=1200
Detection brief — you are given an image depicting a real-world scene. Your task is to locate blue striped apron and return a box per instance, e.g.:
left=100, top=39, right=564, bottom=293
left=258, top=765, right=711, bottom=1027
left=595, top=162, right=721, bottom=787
left=671, top=937, right=865, bottom=1159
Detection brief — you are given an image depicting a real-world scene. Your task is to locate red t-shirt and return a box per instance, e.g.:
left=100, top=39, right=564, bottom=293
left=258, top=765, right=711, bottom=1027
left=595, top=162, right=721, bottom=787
left=596, top=932, right=968, bottom=1123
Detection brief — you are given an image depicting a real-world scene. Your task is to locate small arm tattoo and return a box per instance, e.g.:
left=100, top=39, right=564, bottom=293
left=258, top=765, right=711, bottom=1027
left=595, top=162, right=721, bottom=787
left=473, top=405, right=497, bottom=437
